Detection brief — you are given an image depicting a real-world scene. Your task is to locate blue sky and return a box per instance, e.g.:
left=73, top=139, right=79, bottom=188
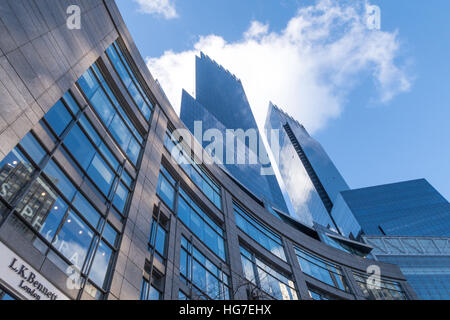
left=116, top=0, right=450, bottom=200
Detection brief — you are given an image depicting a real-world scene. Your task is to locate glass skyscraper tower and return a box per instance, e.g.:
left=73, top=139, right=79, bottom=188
left=180, top=53, right=288, bottom=213
left=337, top=180, right=450, bottom=300
left=266, top=104, right=449, bottom=300
left=265, top=103, right=361, bottom=238
left=339, top=179, right=450, bottom=237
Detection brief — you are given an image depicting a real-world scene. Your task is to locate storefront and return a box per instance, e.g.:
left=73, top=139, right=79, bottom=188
left=0, top=242, right=69, bottom=300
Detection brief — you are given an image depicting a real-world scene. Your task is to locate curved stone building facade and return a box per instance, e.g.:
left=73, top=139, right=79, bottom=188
left=0, top=0, right=416, bottom=300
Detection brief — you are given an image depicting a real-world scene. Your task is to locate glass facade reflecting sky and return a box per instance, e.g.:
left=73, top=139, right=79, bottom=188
left=364, top=235, right=450, bottom=300
left=180, top=53, right=288, bottom=213
left=0, top=0, right=420, bottom=301
left=341, top=179, right=450, bottom=237
left=265, top=103, right=360, bottom=237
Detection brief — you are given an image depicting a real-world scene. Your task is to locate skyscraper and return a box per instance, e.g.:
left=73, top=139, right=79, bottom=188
left=336, top=180, right=450, bottom=300
left=0, top=0, right=416, bottom=301
left=339, top=179, right=450, bottom=237
left=265, top=104, right=450, bottom=300
left=363, top=234, right=450, bottom=300
left=180, top=53, right=288, bottom=213
left=265, top=103, right=361, bottom=238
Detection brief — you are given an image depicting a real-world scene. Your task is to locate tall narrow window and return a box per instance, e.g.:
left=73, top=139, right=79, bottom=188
left=148, top=214, right=169, bottom=265
left=156, top=165, right=176, bottom=210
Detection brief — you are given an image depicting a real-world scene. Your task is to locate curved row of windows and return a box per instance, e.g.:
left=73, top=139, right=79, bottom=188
left=294, top=246, right=349, bottom=292
left=164, top=128, right=222, bottom=209
left=178, top=189, right=226, bottom=261
left=152, top=158, right=410, bottom=300
left=0, top=35, right=413, bottom=301
left=234, top=202, right=286, bottom=261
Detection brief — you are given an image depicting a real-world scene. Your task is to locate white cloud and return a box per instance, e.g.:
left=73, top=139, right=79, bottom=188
left=147, top=0, right=412, bottom=134
left=244, top=21, right=269, bottom=40
left=133, top=0, right=178, bottom=19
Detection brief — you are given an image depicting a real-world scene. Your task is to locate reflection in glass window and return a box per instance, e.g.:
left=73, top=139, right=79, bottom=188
left=78, top=68, right=99, bottom=99
left=121, top=171, right=133, bottom=188
left=103, top=223, right=118, bottom=247
left=353, top=272, right=408, bottom=300
left=295, top=247, right=349, bottom=292
left=15, top=177, right=68, bottom=242
left=98, top=143, right=120, bottom=172
left=309, top=288, right=337, bottom=300
left=89, top=87, right=115, bottom=126
left=127, top=137, right=140, bottom=165
left=178, top=291, right=189, bottom=300
left=140, top=278, right=161, bottom=300
left=77, top=66, right=143, bottom=166
left=164, top=129, right=222, bottom=209
left=180, top=237, right=230, bottom=300
left=0, top=148, right=34, bottom=204
left=0, top=287, right=15, bottom=300
left=106, top=42, right=153, bottom=121
left=234, top=203, right=286, bottom=261
left=72, top=193, right=101, bottom=228
left=240, top=247, right=298, bottom=300
left=89, top=241, right=113, bottom=289
left=64, top=124, right=96, bottom=170
left=19, top=133, right=46, bottom=165
left=148, top=219, right=167, bottom=264
left=43, top=160, right=76, bottom=200
left=52, top=211, right=94, bottom=270
left=62, top=92, right=80, bottom=115
left=178, top=189, right=226, bottom=261
left=113, top=182, right=129, bottom=213
left=87, top=154, right=115, bottom=197
left=110, top=115, right=132, bottom=152
left=44, top=100, right=73, bottom=137
left=78, top=115, right=121, bottom=172
left=156, top=166, right=176, bottom=210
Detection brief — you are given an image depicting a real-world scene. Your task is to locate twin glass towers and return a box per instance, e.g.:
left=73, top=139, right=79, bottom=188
left=180, top=52, right=361, bottom=236
left=180, top=53, right=450, bottom=300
